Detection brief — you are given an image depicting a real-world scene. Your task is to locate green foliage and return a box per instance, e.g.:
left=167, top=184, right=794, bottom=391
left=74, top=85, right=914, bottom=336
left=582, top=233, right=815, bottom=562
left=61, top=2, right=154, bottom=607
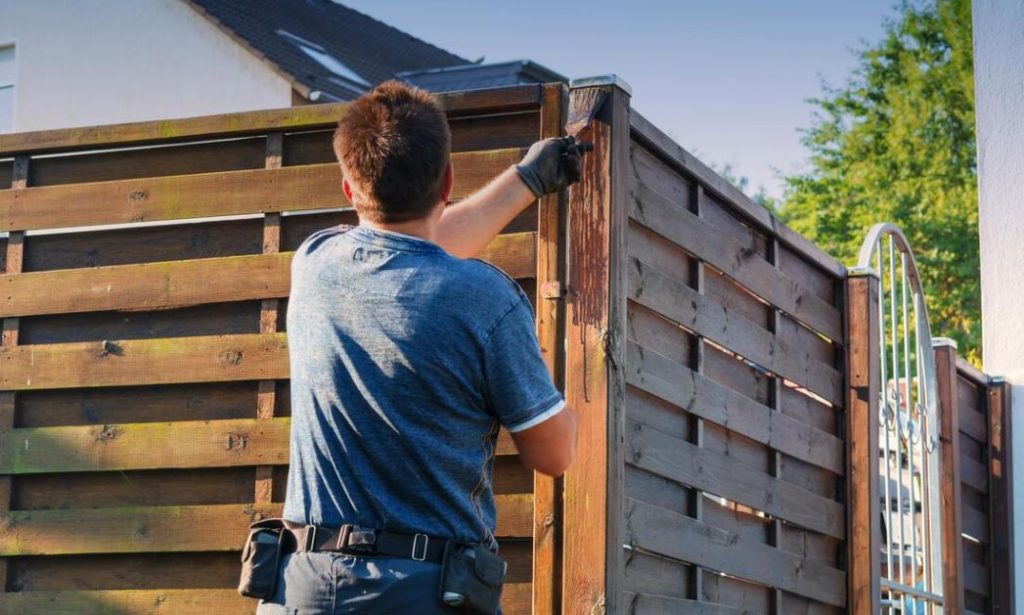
left=778, top=0, right=980, bottom=364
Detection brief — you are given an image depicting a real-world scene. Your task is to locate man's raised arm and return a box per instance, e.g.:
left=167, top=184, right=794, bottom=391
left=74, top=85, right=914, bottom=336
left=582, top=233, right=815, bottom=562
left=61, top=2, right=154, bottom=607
left=435, top=136, right=589, bottom=258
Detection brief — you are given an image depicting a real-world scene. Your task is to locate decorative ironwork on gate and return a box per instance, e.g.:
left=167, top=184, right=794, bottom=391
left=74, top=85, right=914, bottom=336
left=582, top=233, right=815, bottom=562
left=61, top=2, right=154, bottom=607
left=857, top=224, right=944, bottom=614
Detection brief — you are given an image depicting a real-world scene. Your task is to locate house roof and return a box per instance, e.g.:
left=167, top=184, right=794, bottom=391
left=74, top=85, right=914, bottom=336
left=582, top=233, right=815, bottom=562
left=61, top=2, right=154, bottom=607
left=185, top=0, right=472, bottom=101
left=399, top=60, right=567, bottom=94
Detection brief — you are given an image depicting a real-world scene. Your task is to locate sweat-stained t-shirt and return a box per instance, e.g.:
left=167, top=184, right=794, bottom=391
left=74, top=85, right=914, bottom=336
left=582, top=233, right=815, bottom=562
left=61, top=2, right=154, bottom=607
left=282, top=225, right=564, bottom=548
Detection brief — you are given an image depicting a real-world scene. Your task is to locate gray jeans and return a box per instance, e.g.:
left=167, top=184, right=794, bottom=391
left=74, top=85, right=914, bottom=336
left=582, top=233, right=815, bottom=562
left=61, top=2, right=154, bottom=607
left=255, top=551, right=450, bottom=614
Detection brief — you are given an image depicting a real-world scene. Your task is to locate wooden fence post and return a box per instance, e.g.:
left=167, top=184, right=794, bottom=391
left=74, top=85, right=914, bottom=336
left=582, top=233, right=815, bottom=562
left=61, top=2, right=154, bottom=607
left=987, top=377, right=1015, bottom=614
left=934, top=337, right=964, bottom=614
left=562, top=75, right=631, bottom=615
left=845, top=268, right=881, bottom=614
left=533, top=82, right=568, bottom=615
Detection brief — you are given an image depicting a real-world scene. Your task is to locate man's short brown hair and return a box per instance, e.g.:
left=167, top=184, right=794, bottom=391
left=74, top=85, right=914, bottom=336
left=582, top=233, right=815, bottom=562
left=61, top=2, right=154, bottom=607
left=333, top=81, right=451, bottom=223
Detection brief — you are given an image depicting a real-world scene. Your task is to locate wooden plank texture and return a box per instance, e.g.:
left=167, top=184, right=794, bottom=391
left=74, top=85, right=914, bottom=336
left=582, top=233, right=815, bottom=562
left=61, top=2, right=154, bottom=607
left=626, top=340, right=843, bottom=474
left=627, top=111, right=844, bottom=279
left=623, top=417, right=843, bottom=538
left=935, top=343, right=964, bottom=614
left=0, top=231, right=537, bottom=317
left=0, top=418, right=518, bottom=474
left=627, top=256, right=843, bottom=404
left=0, top=332, right=289, bottom=390
left=532, top=82, right=565, bottom=615
left=844, top=273, right=880, bottom=614
left=629, top=170, right=841, bottom=340
left=0, top=495, right=534, bottom=556
left=624, top=497, right=845, bottom=606
left=0, top=149, right=520, bottom=232
left=561, top=81, right=631, bottom=615
left=987, top=379, right=1015, bottom=614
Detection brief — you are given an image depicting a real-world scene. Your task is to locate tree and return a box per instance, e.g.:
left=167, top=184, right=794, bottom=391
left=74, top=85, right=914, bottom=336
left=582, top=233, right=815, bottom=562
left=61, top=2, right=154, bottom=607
left=779, top=0, right=980, bottom=363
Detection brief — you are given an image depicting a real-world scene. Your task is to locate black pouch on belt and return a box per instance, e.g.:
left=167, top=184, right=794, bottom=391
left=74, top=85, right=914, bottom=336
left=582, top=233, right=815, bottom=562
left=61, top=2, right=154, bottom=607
left=438, top=541, right=507, bottom=615
left=238, top=518, right=286, bottom=600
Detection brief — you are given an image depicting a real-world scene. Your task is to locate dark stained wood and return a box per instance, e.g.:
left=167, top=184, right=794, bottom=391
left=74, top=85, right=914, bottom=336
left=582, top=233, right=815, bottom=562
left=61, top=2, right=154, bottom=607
left=624, top=497, right=845, bottom=607
left=0, top=85, right=543, bottom=155
left=844, top=273, right=880, bottom=614
left=27, top=137, right=267, bottom=186
left=562, top=80, right=631, bottom=615
left=987, top=379, right=1015, bottom=614
left=11, top=468, right=256, bottom=510
left=935, top=343, right=965, bottom=614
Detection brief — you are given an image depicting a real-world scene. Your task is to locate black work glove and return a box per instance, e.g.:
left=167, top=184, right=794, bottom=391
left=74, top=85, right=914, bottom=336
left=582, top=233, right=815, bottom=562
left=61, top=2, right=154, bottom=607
left=514, top=136, right=593, bottom=197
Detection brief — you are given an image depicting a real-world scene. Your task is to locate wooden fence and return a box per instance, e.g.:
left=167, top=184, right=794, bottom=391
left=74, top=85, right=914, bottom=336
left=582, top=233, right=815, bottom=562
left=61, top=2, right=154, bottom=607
left=0, top=77, right=1015, bottom=614
left=0, top=84, right=566, bottom=615
left=935, top=339, right=1014, bottom=615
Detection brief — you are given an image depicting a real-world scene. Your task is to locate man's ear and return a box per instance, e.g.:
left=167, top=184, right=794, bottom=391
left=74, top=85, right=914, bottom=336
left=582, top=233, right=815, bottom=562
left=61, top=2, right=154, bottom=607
left=342, top=177, right=355, bottom=204
left=440, top=161, right=454, bottom=204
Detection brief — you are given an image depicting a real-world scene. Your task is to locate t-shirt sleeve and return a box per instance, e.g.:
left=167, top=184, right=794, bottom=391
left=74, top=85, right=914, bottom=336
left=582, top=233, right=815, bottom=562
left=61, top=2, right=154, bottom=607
left=483, top=295, right=565, bottom=433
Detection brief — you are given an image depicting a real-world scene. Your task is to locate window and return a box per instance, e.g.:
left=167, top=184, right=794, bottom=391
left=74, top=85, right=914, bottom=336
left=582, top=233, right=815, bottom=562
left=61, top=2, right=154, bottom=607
left=0, top=45, right=14, bottom=134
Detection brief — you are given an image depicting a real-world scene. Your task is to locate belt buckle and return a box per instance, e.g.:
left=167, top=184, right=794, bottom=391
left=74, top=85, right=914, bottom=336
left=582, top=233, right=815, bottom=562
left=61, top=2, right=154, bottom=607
left=342, top=525, right=377, bottom=554
left=411, top=534, right=429, bottom=561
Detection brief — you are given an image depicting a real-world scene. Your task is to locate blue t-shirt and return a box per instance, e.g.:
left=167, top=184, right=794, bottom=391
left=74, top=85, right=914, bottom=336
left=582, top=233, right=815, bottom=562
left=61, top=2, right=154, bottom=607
left=283, top=225, right=563, bottom=547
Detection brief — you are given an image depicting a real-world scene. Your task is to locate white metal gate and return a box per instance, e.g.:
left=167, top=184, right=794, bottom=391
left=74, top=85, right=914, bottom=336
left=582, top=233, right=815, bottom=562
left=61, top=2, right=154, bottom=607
left=857, top=224, right=944, bottom=614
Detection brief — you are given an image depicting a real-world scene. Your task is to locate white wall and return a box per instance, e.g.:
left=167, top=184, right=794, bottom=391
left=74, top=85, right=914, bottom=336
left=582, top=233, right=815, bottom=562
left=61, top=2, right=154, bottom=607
left=0, top=0, right=293, bottom=133
left=972, top=0, right=1024, bottom=609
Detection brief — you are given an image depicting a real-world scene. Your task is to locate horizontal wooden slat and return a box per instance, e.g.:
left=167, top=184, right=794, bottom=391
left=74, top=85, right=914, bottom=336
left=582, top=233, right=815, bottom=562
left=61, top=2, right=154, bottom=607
left=1, top=148, right=521, bottom=232
left=0, top=496, right=533, bottom=556
left=621, top=591, right=747, bottom=614
left=624, top=417, right=843, bottom=538
left=627, top=257, right=842, bottom=404
left=0, top=332, right=289, bottom=391
left=626, top=341, right=843, bottom=474
left=628, top=111, right=845, bottom=278
left=630, top=178, right=841, bottom=340
left=0, top=231, right=537, bottom=317
left=956, top=359, right=989, bottom=387
left=960, top=454, right=989, bottom=494
left=0, top=583, right=533, bottom=615
left=0, top=417, right=518, bottom=474
left=962, top=504, right=990, bottom=542
left=625, top=497, right=845, bottom=607
left=959, top=405, right=989, bottom=444
left=0, top=85, right=543, bottom=155
left=964, top=559, right=990, bottom=597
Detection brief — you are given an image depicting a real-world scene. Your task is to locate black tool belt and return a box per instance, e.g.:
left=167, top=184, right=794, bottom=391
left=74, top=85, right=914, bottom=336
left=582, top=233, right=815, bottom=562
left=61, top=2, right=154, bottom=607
left=283, top=524, right=448, bottom=563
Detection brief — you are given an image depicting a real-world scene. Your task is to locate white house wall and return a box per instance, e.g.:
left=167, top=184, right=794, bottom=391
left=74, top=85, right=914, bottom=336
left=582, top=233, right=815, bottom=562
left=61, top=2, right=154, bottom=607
left=972, top=1, right=1024, bottom=609
left=0, top=0, right=293, bottom=133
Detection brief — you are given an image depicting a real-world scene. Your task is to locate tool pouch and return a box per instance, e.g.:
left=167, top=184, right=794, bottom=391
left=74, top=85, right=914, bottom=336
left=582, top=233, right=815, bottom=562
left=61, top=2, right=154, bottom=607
left=438, top=541, right=506, bottom=615
left=238, top=518, right=286, bottom=600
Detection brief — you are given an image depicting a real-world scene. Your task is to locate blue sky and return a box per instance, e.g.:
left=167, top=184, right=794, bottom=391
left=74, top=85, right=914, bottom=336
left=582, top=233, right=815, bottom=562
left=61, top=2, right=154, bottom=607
left=343, top=0, right=899, bottom=199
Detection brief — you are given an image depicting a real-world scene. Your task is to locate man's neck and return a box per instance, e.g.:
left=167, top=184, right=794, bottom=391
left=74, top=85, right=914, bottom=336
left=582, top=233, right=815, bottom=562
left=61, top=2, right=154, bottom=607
left=359, top=217, right=438, bottom=244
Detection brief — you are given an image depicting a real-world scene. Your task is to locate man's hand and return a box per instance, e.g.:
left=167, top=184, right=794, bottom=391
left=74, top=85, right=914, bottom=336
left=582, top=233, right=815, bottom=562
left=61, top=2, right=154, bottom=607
left=514, top=136, right=593, bottom=197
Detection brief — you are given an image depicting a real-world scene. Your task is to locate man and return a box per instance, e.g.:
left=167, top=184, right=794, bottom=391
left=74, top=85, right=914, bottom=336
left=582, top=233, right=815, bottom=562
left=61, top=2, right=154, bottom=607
left=257, top=81, right=581, bottom=614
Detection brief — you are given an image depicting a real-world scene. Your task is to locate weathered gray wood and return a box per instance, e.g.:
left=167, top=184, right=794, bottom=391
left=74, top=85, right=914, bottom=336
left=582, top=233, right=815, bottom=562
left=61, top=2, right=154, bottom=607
left=627, top=111, right=845, bottom=279
left=624, top=497, right=845, bottom=606
left=627, top=256, right=842, bottom=404
left=629, top=175, right=841, bottom=340
left=622, top=591, right=748, bottom=615
left=626, top=340, right=843, bottom=474
left=623, top=416, right=843, bottom=538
